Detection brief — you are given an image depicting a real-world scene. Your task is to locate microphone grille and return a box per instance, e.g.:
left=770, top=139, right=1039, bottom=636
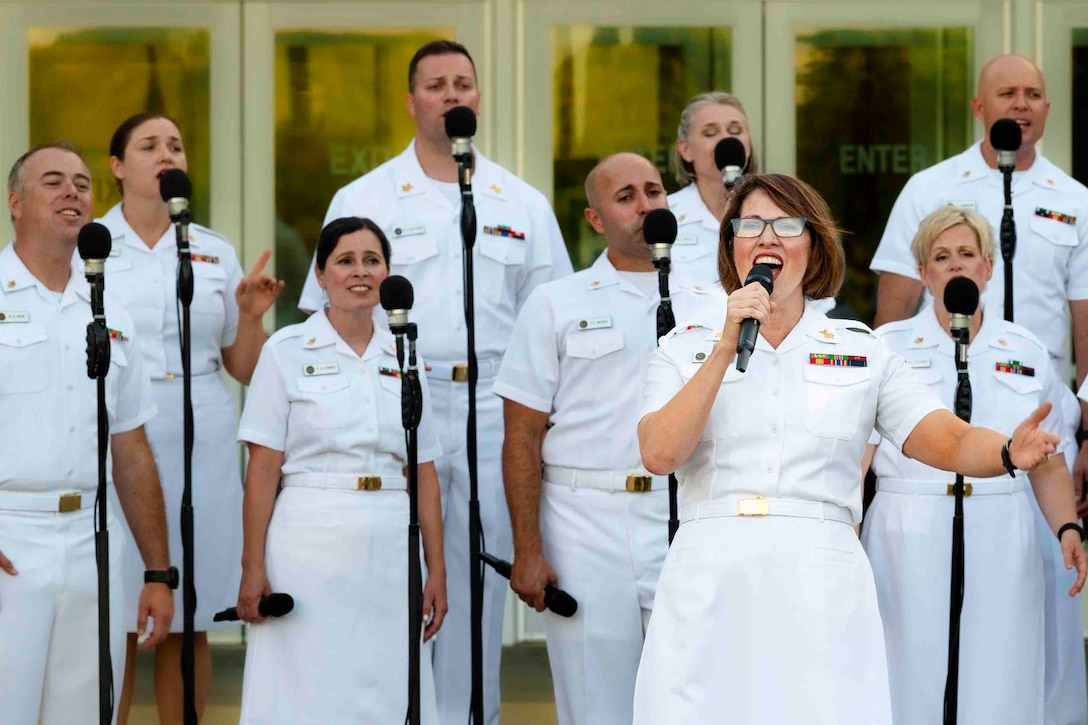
left=77, top=222, right=112, bottom=260
left=444, top=106, right=477, bottom=139
left=159, top=168, right=192, bottom=202
left=643, top=208, right=678, bottom=245
left=714, top=137, right=746, bottom=171
left=745, top=263, right=774, bottom=294
left=943, top=276, right=980, bottom=316
left=989, top=118, right=1022, bottom=153
left=379, top=275, right=414, bottom=311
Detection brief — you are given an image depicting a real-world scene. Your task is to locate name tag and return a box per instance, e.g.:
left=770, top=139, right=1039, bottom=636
left=109, top=247, right=121, bottom=257
left=392, top=224, right=426, bottom=238
left=674, top=234, right=698, bottom=246
left=0, top=311, right=29, bottom=323
left=905, top=358, right=931, bottom=369
left=577, top=316, right=612, bottom=331
left=948, top=200, right=976, bottom=210
left=303, top=362, right=339, bottom=376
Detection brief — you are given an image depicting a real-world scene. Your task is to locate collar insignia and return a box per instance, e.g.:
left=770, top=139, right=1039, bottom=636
left=914, top=337, right=924, bottom=344
left=401, top=183, right=413, bottom=193
left=962, top=171, right=971, bottom=178
left=819, top=329, right=834, bottom=339
left=306, top=337, right=316, bottom=345
left=490, top=184, right=502, bottom=194
left=997, top=338, right=1007, bottom=346
left=677, top=214, right=687, bottom=223
left=6, top=281, right=13, bottom=288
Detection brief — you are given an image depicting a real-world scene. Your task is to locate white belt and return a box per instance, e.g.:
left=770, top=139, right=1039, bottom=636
left=876, top=477, right=1024, bottom=497
left=282, top=472, right=406, bottom=492
left=426, top=358, right=502, bottom=383
left=680, top=496, right=855, bottom=526
left=0, top=490, right=95, bottom=513
left=543, top=465, right=659, bottom=493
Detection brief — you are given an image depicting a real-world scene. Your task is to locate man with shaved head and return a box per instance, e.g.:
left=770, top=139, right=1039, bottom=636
left=496, top=153, right=720, bottom=724
left=870, top=55, right=1088, bottom=724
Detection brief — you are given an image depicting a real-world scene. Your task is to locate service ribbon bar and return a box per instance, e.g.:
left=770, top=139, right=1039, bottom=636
left=107, top=328, right=129, bottom=342
left=378, top=367, right=402, bottom=379
left=1035, top=208, right=1076, bottom=226
left=483, top=225, right=526, bottom=240
left=191, top=254, right=221, bottom=264
left=809, top=353, right=867, bottom=367
left=995, top=360, right=1035, bottom=377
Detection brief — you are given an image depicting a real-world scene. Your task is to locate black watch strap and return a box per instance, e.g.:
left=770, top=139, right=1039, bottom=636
left=1058, top=523, right=1085, bottom=543
left=144, top=566, right=179, bottom=590
left=1076, top=429, right=1088, bottom=447
left=1000, top=438, right=1017, bottom=478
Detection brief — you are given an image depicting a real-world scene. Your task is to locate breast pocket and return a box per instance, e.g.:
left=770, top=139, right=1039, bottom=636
left=0, top=323, right=49, bottom=393
left=803, top=364, right=871, bottom=440
left=565, top=329, right=624, bottom=360
left=1027, top=216, right=1078, bottom=279
left=477, top=234, right=527, bottom=306
left=104, top=340, right=129, bottom=421
left=295, top=375, right=352, bottom=429
left=103, top=257, right=136, bottom=305
left=990, top=369, right=1043, bottom=423
left=389, top=236, right=440, bottom=302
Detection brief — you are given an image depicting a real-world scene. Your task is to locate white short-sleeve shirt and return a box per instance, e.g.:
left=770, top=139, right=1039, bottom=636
left=640, top=302, right=944, bottom=522
left=871, top=303, right=1064, bottom=480
left=0, top=244, right=156, bottom=492
left=297, top=141, right=573, bottom=364
left=870, top=142, right=1088, bottom=360
left=82, top=203, right=243, bottom=379
left=494, top=252, right=724, bottom=470
left=238, top=309, right=441, bottom=475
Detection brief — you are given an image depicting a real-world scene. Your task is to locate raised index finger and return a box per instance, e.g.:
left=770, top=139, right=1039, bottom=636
left=248, top=249, right=273, bottom=279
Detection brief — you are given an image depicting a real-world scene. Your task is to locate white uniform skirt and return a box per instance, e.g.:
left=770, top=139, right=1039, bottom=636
left=112, top=373, right=243, bottom=632
left=238, top=486, right=437, bottom=725
left=633, top=514, right=892, bottom=725
left=862, top=483, right=1044, bottom=725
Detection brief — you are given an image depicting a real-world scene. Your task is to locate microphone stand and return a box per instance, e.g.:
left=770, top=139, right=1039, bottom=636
left=942, top=322, right=972, bottom=725
left=174, top=208, right=198, bottom=725
left=455, top=143, right=485, bottom=724
left=86, top=272, right=113, bottom=725
left=652, top=255, right=678, bottom=544
left=999, top=166, right=1016, bottom=323
left=397, top=324, right=424, bottom=725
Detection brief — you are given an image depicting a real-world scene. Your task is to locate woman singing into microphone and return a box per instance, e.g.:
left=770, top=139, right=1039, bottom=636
left=861, top=205, right=1087, bottom=725
left=234, top=217, right=447, bottom=724
left=98, top=112, right=283, bottom=724
left=634, top=174, right=1064, bottom=724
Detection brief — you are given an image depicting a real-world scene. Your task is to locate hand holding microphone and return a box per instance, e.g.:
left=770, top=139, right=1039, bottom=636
left=729, top=264, right=775, bottom=372
left=483, top=552, right=578, bottom=617
left=215, top=593, right=294, bottom=623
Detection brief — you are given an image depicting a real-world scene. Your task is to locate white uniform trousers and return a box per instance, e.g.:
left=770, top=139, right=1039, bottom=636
left=862, top=483, right=1044, bottom=725
left=540, top=477, right=668, bottom=725
left=633, top=514, right=892, bottom=725
left=238, top=486, right=437, bottom=725
left=111, top=374, right=243, bottom=632
left=0, top=506, right=125, bottom=725
left=1025, top=475, right=1088, bottom=725
left=430, top=368, right=509, bottom=725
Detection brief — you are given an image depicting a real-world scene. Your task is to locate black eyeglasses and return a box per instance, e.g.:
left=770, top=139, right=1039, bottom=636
left=730, top=217, right=808, bottom=238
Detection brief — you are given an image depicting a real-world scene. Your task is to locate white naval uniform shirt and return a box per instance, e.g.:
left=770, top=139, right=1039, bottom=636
left=871, top=303, right=1064, bottom=480
left=640, top=302, right=943, bottom=522
left=86, top=204, right=243, bottom=378
left=237, top=309, right=441, bottom=473
left=297, top=141, right=573, bottom=364
left=870, top=141, right=1088, bottom=361
left=493, top=252, right=722, bottom=469
left=0, top=244, right=156, bottom=493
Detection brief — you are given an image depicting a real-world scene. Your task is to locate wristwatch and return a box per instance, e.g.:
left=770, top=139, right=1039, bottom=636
left=144, top=566, right=180, bottom=590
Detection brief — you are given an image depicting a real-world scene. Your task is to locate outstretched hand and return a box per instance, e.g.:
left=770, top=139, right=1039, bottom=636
left=1009, top=403, right=1060, bottom=471
left=236, top=249, right=285, bottom=320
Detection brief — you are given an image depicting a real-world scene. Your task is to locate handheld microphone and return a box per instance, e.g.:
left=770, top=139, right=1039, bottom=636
left=445, top=106, right=476, bottom=164
left=78, top=223, right=112, bottom=321
left=643, top=208, right=678, bottom=264
left=735, top=264, right=774, bottom=373
left=380, top=275, right=414, bottom=336
left=479, top=552, right=578, bottom=618
left=714, top=137, right=747, bottom=189
left=213, top=593, right=294, bottom=622
left=990, top=119, right=1021, bottom=172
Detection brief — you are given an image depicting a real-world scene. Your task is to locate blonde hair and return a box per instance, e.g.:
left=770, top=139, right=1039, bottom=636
left=910, top=206, right=995, bottom=268
left=672, top=92, right=759, bottom=187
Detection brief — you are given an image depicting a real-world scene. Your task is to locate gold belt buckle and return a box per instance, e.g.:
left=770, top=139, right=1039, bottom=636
left=357, top=476, right=382, bottom=491
left=625, top=475, right=652, bottom=493
left=58, top=493, right=82, bottom=513
left=946, top=482, right=973, bottom=497
left=452, top=364, right=469, bottom=383
left=737, top=497, right=770, bottom=516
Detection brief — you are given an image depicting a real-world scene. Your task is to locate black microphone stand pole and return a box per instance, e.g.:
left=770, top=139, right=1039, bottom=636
left=942, top=325, right=972, bottom=725
left=455, top=145, right=486, bottom=724
left=397, top=324, right=424, bottom=725
left=652, top=256, right=678, bottom=543
left=174, top=209, right=198, bottom=725
left=999, top=168, right=1016, bottom=323
left=87, top=274, right=113, bottom=725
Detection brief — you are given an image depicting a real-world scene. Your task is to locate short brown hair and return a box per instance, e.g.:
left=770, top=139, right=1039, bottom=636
left=718, top=173, right=845, bottom=300
left=408, top=40, right=476, bottom=92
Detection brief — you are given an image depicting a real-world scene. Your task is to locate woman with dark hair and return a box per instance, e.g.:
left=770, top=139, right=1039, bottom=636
left=234, top=217, right=447, bottom=723
left=98, top=112, right=283, bottom=724
left=634, top=174, right=1063, bottom=724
